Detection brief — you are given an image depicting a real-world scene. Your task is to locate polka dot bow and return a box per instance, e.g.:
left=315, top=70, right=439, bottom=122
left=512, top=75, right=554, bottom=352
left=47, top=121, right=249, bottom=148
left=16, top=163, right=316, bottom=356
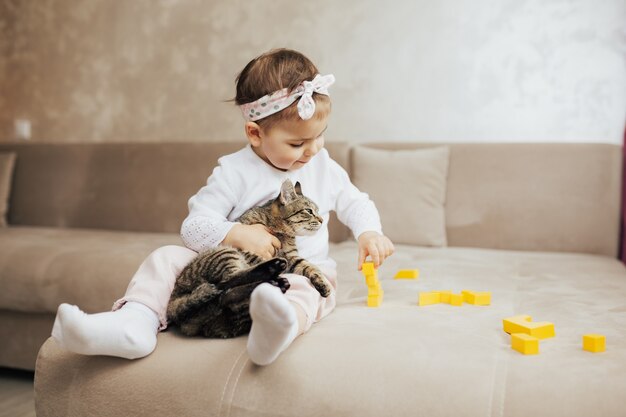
left=240, top=74, right=335, bottom=122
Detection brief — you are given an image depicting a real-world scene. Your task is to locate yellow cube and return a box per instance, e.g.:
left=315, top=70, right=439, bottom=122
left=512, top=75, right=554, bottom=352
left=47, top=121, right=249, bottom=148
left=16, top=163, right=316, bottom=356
left=361, top=262, right=376, bottom=277
left=394, top=269, right=419, bottom=279
left=367, top=295, right=382, bottom=307
left=462, top=290, right=491, bottom=306
left=503, top=315, right=555, bottom=339
left=418, top=292, right=441, bottom=306
left=368, top=283, right=383, bottom=297
left=449, top=293, right=463, bottom=306
left=365, top=275, right=379, bottom=287
left=583, top=334, right=606, bottom=353
left=503, top=315, right=532, bottom=332
left=511, top=333, right=539, bottom=355
left=435, top=290, right=452, bottom=304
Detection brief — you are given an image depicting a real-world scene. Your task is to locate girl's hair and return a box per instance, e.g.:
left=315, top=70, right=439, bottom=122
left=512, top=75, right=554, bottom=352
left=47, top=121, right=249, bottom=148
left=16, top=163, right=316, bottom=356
left=235, top=48, right=331, bottom=130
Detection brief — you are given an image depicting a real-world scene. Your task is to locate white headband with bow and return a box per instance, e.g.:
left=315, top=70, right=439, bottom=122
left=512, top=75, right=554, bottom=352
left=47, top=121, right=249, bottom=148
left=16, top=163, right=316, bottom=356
left=240, top=74, right=335, bottom=122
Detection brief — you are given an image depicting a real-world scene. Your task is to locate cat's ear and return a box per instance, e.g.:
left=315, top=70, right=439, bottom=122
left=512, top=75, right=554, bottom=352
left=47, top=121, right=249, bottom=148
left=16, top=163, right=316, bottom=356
left=279, top=179, right=298, bottom=205
left=294, top=181, right=303, bottom=196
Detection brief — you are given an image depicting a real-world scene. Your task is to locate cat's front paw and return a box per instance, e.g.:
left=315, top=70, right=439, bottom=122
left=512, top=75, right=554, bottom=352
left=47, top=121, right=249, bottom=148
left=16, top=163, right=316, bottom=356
left=310, top=274, right=333, bottom=298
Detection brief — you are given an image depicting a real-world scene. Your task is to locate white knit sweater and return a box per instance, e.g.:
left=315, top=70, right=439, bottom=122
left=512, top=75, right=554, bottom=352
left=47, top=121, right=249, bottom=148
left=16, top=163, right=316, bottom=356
left=180, top=145, right=382, bottom=270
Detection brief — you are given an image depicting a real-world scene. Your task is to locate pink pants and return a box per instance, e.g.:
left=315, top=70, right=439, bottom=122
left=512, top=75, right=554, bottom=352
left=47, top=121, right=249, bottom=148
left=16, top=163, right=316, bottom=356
left=113, top=245, right=337, bottom=332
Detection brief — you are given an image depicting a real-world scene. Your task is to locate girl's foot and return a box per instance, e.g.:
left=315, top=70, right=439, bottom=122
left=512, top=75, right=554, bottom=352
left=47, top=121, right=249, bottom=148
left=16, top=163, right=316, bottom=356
left=51, top=301, right=160, bottom=359
left=247, top=283, right=299, bottom=365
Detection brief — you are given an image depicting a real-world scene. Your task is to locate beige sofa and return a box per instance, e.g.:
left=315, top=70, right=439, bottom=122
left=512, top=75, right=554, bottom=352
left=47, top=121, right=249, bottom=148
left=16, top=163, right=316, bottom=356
left=1, top=141, right=625, bottom=417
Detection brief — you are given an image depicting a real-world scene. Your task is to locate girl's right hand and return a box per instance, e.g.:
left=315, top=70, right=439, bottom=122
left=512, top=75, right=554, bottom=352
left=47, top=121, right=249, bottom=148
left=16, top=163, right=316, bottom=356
left=222, top=223, right=281, bottom=260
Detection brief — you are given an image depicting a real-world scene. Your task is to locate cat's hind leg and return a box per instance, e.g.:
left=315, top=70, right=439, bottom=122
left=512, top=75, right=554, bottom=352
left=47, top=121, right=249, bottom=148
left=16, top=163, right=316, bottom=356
left=220, top=257, right=288, bottom=288
left=219, top=282, right=257, bottom=312
left=219, top=258, right=290, bottom=310
left=220, top=278, right=289, bottom=313
left=267, top=276, right=290, bottom=293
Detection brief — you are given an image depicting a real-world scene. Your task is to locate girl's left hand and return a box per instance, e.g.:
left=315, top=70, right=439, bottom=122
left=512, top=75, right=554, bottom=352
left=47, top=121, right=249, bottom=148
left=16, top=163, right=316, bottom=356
left=357, top=231, right=395, bottom=270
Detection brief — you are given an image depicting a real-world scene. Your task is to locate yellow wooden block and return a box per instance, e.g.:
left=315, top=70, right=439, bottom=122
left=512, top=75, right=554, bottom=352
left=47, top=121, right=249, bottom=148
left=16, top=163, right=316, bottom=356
left=511, top=333, right=539, bottom=355
left=462, top=290, right=473, bottom=303
left=361, top=262, right=376, bottom=277
left=362, top=262, right=379, bottom=287
left=362, top=262, right=383, bottom=307
left=394, top=269, right=419, bottom=279
left=368, top=281, right=382, bottom=289
left=503, top=315, right=555, bottom=339
left=418, top=292, right=441, bottom=306
left=503, top=315, right=532, bottom=332
left=462, top=290, right=491, bottom=306
left=435, top=290, right=452, bottom=304
left=368, top=283, right=383, bottom=296
left=583, top=334, right=605, bottom=353
left=367, top=294, right=382, bottom=307
left=449, top=293, right=463, bottom=306
left=365, top=275, right=379, bottom=287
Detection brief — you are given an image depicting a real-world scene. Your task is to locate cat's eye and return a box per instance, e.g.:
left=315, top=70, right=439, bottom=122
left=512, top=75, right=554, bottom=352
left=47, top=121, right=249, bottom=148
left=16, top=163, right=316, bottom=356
left=305, top=209, right=314, bottom=215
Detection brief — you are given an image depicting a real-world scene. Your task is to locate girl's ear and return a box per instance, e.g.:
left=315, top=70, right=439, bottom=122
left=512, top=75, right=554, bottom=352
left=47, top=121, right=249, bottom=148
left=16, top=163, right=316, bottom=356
left=245, top=122, right=263, bottom=147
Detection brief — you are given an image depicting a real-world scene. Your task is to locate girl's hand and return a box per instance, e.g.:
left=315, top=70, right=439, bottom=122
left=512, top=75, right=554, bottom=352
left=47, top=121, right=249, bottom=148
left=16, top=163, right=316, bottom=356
left=222, top=223, right=281, bottom=260
left=357, top=231, right=395, bottom=270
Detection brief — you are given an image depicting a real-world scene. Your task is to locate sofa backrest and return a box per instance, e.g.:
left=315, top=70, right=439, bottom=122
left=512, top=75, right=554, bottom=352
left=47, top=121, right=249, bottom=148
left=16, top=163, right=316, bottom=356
left=0, top=142, right=351, bottom=242
left=1, top=141, right=621, bottom=256
left=358, top=143, right=622, bottom=257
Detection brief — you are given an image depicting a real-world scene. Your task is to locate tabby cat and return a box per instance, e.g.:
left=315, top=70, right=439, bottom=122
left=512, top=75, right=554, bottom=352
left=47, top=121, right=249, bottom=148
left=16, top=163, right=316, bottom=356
left=166, top=179, right=333, bottom=338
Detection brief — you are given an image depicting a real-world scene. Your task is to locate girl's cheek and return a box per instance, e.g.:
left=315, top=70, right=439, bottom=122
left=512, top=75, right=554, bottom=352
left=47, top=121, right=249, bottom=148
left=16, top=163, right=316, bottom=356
left=283, top=150, right=299, bottom=164
left=287, top=148, right=300, bottom=160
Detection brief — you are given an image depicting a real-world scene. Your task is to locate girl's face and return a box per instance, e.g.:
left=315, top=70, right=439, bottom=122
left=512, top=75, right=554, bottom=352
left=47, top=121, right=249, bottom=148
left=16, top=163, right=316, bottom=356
left=248, top=114, right=328, bottom=171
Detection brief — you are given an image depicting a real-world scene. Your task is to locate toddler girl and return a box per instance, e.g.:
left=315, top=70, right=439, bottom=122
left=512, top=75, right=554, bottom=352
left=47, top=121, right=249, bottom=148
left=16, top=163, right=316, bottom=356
left=52, top=48, right=394, bottom=365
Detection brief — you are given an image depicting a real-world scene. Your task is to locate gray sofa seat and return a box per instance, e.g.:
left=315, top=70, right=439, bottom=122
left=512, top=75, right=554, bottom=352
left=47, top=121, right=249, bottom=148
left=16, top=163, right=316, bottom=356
left=35, top=242, right=626, bottom=417
left=0, top=226, right=181, bottom=314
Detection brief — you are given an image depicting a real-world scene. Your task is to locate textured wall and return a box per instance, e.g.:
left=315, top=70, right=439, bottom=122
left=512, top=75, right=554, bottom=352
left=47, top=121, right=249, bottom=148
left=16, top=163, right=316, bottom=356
left=1, top=0, right=625, bottom=144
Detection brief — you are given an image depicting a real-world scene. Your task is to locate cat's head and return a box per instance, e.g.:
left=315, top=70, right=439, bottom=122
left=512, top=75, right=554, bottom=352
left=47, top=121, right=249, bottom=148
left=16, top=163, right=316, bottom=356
left=272, top=179, right=323, bottom=236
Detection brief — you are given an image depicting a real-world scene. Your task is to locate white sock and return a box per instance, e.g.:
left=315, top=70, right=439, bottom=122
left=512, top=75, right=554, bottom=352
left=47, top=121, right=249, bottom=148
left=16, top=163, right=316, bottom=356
left=51, top=301, right=160, bottom=359
left=247, top=283, right=299, bottom=366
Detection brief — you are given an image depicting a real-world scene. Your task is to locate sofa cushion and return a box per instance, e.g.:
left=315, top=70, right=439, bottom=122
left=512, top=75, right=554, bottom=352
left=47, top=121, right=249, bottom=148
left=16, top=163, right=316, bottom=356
left=0, top=152, right=16, bottom=227
left=352, top=146, right=449, bottom=246
left=0, top=226, right=182, bottom=313
left=35, top=242, right=626, bottom=417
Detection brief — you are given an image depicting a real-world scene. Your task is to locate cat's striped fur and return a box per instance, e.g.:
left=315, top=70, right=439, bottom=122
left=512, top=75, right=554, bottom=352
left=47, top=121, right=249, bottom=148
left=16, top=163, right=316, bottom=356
left=166, top=179, right=332, bottom=338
